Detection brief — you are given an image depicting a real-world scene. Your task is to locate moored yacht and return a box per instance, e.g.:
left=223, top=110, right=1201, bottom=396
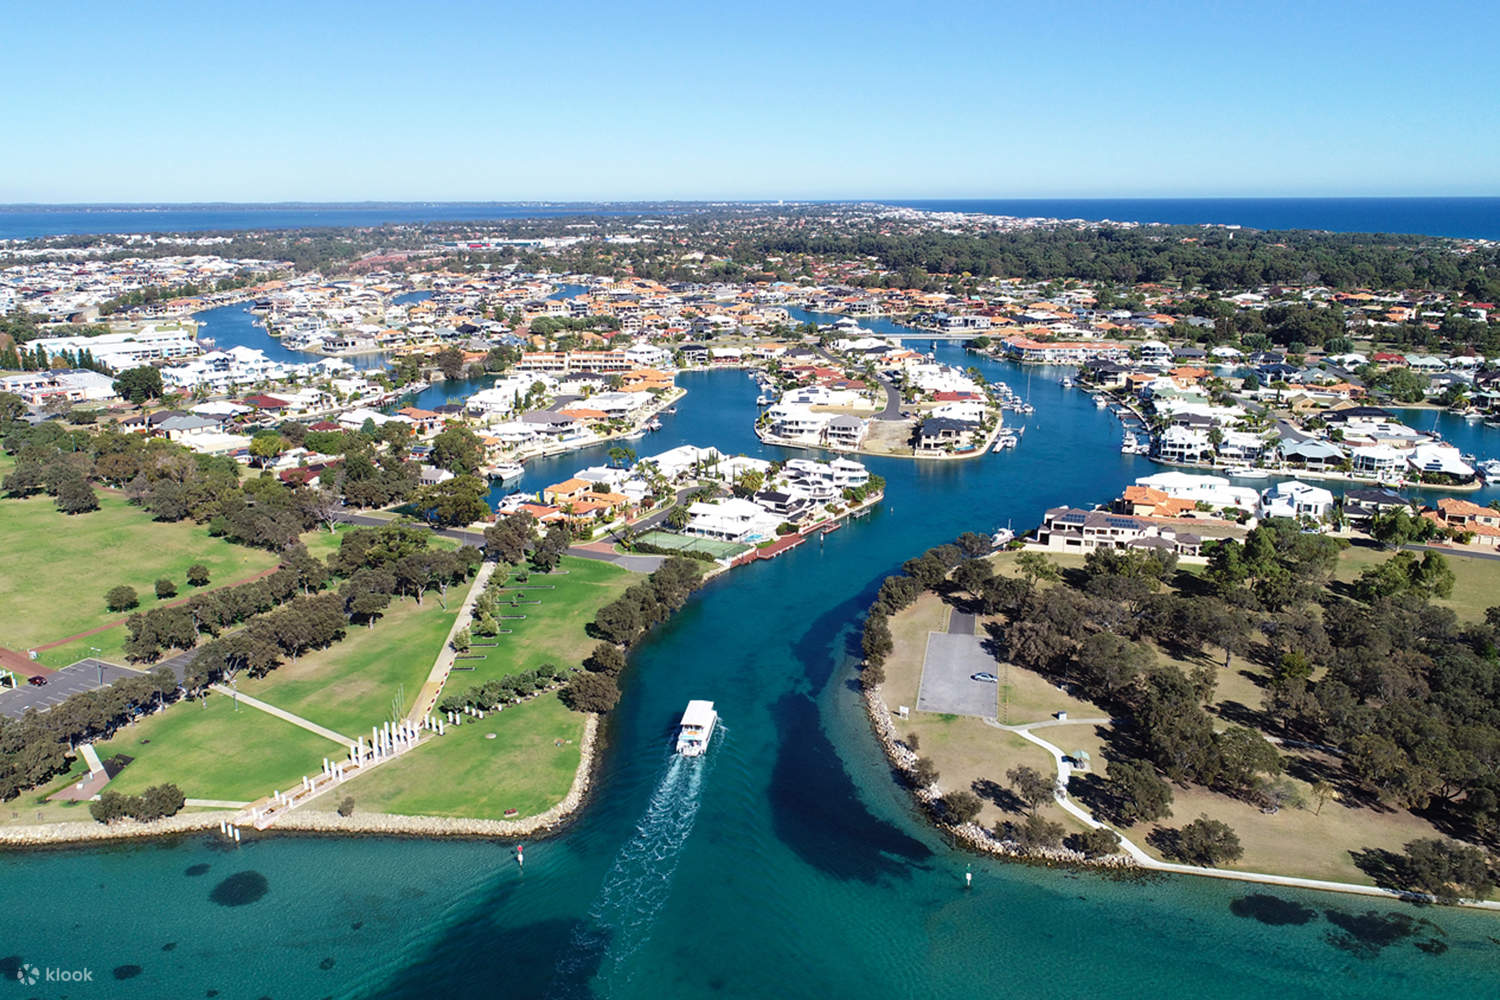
left=675, top=700, right=717, bottom=756
left=486, top=461, right=525, bottom=482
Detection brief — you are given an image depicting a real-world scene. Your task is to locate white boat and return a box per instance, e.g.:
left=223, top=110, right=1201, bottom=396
left=487, top=462, right=525, bottom=482
left=1478, top=459, right=1500, bottom=481
left=756, top=394, right=772, bottom=405
left=1224, top=465, right=1270, bottom=479
left=1061, top=377, right=1073, bottom=388
left=646, top=417, right=663, bottom=431
left=1094, top=396, right=1109, bottom=408
left=675, top=700, right=717, bottom=756
left=992, top=432, right=1019, bottom=452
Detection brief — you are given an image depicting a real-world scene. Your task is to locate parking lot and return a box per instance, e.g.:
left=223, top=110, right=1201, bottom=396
left=0, top=659, right=139, bottom=720
left=915, top=632, right=1000, bottom=717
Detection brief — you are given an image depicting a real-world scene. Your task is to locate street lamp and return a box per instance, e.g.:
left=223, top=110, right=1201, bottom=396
left=89, top=647, right=102, bottom=686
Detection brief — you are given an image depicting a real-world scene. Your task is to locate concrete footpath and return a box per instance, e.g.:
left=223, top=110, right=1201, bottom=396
left=209, top=684, right=354, bottom=748
left=986, top=716, right=1500, bottom=911
left=407, top=560, right=498, bottom=723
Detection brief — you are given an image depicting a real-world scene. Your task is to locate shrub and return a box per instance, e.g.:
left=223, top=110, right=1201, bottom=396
left=106, top=585, right=139, bottom=612
left=187, top=564, right=211, bottom=587
left=337, top=796, right=356, bottom=817
left=942, top=790, right=983, bottom=825
left=154, top=578, right=178, bottom=600
left=1069, top=826, right=1123, bottom=857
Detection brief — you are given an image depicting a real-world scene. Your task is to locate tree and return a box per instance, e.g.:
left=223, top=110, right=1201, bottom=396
left=953, top=558, right=994, bottom=598
left=665, top=505, right=690, bottom=530
left=106, top=585, right=139, bottom=612
left=1006, top=764, right=1056, bottom=815
left=154, top=577, right=177, bottom=600
left=451, top=627, right=471, bottom=653
left=337, top=796, right=356, bottom=817
left=942, top=790, right=983, bottom=825
left=54, top=476, right=98, bottom=514
left=186, top=564, right=211, bottom=587
left=1397, top=838, right=1494, bottom=903
left=585, top=642, right=626, bottom=675
left=249, top=430, right=287, bottom=466
left=911, top=757, right=940, bottom=788
left=732, top=468, right=765, bottom=498
left=413, top=475, right=489, bottom=528
left=1076, top=632, right=1151, bottom=698
left=1310, top=780, right=1336, bottom=816
left=998, top=813, right=1066, bottom=850
left=956, top=531, right=993, bottom=559
left=1170, top=817, right=1243, bottom=866
left=874, top=574, right=922, bottom=615
left=607, top=446, right=636, bottom=469
left=435, top=346, right=466, bottom=380
left=1016, top=551, right=1060, bottom=589
left=430, top=425, right=485, bottom=475
left=560, top=670, right=620, bottom=713
left=112, top=366, right=163, bottom=405
left=1104, top=758, right=1174, bottom=824
left=1072, top=826, right=1122, bottom=857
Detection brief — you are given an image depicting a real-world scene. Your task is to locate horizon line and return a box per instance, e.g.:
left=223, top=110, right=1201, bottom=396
left=3, top=195, right=1500, bottom=210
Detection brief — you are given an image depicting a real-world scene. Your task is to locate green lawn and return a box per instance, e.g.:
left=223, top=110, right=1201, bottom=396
left=0, top=493, right=279, bottom=651
left=237, top=580, right=473, bottom=736
left=1333, top=542, right=1500, bottom=622
left=94, top=694, right=344, bottom=802
left=455, top=556, right=635, bottom=686
left=333, top=693, right=584, bottom=819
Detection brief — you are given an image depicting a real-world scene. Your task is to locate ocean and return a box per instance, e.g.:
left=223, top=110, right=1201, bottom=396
left=1, top=198, right=1497, bottom=241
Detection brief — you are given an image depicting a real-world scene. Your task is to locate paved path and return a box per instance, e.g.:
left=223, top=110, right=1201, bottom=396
left=568, top=544, right=665, bottom=573
left=79, top=744, right=105, bottom=774
left=185, top=798, right=250, bottom=809
left=209, top=684, right=354, bottom=748
left=406, top=560, right=498, bottom=723
left=983, top=716, right=1500, bottom=910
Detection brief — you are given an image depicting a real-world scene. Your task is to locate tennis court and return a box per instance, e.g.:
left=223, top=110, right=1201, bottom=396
left=636, top=531, right=750, bottom=559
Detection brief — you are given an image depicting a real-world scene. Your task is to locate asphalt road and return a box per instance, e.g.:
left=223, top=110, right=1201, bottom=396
left=0, top=659, right=138, bottom=720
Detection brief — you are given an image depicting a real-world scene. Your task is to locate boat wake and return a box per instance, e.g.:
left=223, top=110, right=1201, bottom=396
left=549, top=742, right=717, bottom=996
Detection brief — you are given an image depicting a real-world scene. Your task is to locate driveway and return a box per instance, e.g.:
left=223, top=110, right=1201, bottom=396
left=915, top=632, right=999, bottom=717
left=568, top=543, right=665, bottom=573
left=873, top=378, right=903, bottom=421
left=0, top=659, right=139, bottom=720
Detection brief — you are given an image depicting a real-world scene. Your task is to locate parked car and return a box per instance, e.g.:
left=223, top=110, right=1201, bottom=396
left=26, top=675, right=47, bottom=686
left=971, top=672, right=998, bottom=683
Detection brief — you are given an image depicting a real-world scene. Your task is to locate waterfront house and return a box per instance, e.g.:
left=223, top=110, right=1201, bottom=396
left=1340, top=487, right=1409, bottom=531
left=825, top=414, right=869, bottom=449
left=1258, top=481, right=1336, bottom=520
left=1133, top=471, right=1259, bottom=512
left=1035, top=507, right=1203, bottom=557
left=1280, top=438, right=1347, bottom=471
left=1349, top=444, right=1405, bottom=478
left=915, top=416, right=978, bottom=453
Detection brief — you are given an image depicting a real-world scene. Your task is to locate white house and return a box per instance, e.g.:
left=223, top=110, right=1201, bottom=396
left=683, top=498, right=782, bottom=542
left=1258, top=481, right=1336, bottom=520
left=1134, top=471, right=1260, bottom=511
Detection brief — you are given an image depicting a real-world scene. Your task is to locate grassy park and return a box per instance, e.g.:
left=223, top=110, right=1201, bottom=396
left=94, top=694, right=344, bottom=803
left=455, top=556, right=634, bottom=686
left=0, top=492, right=279, bottom=652
left=333, top=693, right=582, bottom=819
left=237, top=579, right=474, bottom=736
left=878, top=543, right=1494, bottom=885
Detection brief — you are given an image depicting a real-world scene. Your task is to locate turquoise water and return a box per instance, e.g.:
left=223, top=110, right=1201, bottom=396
left=5, top=338, right=1500, bottom=998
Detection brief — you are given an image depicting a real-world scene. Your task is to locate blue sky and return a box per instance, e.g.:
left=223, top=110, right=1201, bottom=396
left=3, top=0, right=1497, bottom=202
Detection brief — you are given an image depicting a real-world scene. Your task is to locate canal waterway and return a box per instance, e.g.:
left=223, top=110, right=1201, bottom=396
left=6, top=323, right=1500, bottom=999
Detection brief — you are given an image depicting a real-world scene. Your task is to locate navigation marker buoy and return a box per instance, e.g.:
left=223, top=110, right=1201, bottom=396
left=965, top=864, right=972, bottom=889
left=517, top=843, right=524, bottom=867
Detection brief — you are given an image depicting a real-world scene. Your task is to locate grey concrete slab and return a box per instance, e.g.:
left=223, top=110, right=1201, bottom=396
left=948, top=611, right=977, bottom=635
left=915, top=631, right=999, bottom=717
